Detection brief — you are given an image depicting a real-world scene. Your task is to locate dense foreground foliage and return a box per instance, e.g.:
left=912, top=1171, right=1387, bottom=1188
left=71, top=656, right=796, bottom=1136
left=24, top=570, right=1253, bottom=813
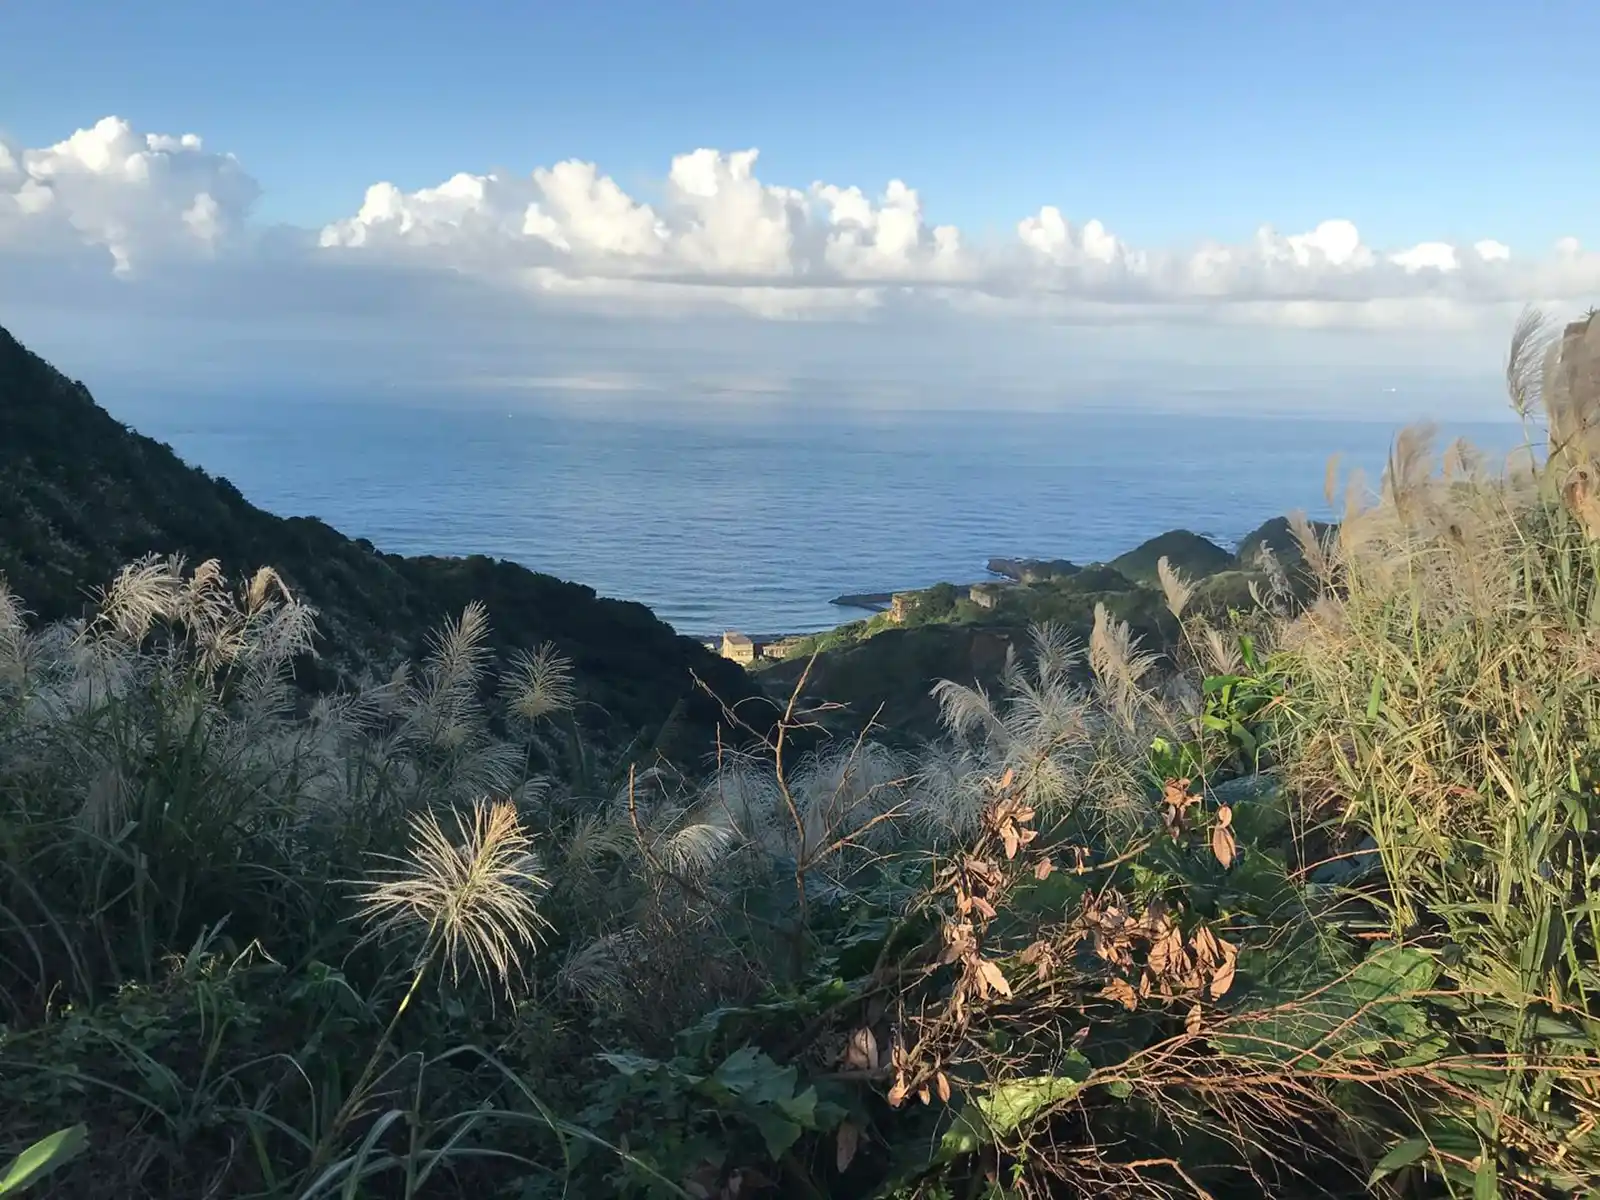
left=5, top=309, right=1600, bottom=1197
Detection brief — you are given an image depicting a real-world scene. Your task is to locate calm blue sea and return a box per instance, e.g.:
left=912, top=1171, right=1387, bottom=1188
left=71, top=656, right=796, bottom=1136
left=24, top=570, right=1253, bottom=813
left=104, top=388, right=1527, bottom=639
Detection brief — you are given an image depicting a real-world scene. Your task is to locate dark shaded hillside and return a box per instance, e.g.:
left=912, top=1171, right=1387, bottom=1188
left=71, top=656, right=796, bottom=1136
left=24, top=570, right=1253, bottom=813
left=0, top=324, right=763, bottom=750
left=762, top=623, right=1029, bottom=745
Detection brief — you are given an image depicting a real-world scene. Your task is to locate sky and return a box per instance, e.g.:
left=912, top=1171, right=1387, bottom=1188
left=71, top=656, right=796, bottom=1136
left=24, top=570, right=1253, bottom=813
left=3, top=0, right=1599, bottom=411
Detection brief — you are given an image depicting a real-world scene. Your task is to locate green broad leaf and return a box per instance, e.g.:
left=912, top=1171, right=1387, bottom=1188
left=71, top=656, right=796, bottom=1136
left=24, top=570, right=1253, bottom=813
left=1439, top=1063, right=1509, bottom=1091
left=936, top=1109, right=985, bottom=1163
left=0, top=1125, right=88, bottom=1196
left=674, top=1005, right=749, bottom=1058
left=1215, top=945, right=1439, bottom=1066
left=1367, top=1136, right=1429, bottom=1185
left=936, top=1053, right=1093, bottom=1161
left=748, top=1109, right=804, bottom=1161
left=975, top=1073, right=1088, bottom=1137
left=774, top=1086, right=818, bottom=1128
left=596, top=1052, right=664, bottom=1078
left=709, top=1045, right=770, bottom=1093
left=810, top=1098, right=850, bottom=1132
left=1473, top=1153, right=1500, bottom=1200
left=711, top=1046, right=799, bottom=1107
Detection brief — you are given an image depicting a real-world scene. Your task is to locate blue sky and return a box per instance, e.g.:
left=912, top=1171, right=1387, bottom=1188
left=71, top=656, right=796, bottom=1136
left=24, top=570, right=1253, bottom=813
left=4, top=0, right=1598, bottom=252
left=2, top=0, right=1598, bottom=404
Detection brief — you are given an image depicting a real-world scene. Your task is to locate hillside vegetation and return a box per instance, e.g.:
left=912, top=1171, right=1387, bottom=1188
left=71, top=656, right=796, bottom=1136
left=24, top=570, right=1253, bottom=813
left=768, top=519, right=1318, bottom=740
left=0, top=324, right=762, bottom=753
left=5, top=309, right=1600, bottom=1200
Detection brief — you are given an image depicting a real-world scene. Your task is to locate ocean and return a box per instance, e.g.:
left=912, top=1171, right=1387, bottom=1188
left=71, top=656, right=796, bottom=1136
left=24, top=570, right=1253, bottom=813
left=104, top=387, right=1528, bottom=639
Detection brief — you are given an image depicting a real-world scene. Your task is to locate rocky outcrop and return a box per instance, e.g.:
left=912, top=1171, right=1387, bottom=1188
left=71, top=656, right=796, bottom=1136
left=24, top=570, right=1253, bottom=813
left=1235, top=515, right=1337, bottom=570
left=829, top=591, right=895, bottom=610
left=1109, top=530, right=1233, bottom=586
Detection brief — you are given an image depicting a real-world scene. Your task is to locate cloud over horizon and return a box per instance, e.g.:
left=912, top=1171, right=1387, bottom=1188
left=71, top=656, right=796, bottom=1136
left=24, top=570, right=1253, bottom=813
left=1, top=115, right=1597, bottom=387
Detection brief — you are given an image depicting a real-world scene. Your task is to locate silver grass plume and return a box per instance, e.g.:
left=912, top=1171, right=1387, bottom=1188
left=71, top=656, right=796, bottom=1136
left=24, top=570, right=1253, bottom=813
left=0, top=579, right=30, bottom=689
left=405, top=602, right=493, bottom=750
left=1089, top=603, right=1159, bottom=733
left=1156, top=555, right=1195, bottom=620
left=1201, top=626, right=1244, bottom=677
left=502, top=642, right=577, bottom=725
left=94, top=555, right=184, bottom=645
left=1382, top=422, right=1439, bottom=531
left=1287, top=510, right=1331, bottom=585
left=351, top=798, right=550, bottom=989
left=1251, top=543, right=1293, bottom=612
left=1505, top=305, right=1556, bottom=421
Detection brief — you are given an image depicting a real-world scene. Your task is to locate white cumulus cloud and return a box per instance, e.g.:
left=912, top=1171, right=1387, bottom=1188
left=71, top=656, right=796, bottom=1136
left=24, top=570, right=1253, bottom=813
left=0, top=116, right=257, bottom=276
left=2, top=115, right=1598, bottom=334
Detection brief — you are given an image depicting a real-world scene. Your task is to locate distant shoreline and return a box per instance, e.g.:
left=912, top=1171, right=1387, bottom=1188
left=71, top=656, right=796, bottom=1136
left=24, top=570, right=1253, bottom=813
left=691, top=565, right=1018, bottom=649
left=692, top=539, right=1243, bottom=650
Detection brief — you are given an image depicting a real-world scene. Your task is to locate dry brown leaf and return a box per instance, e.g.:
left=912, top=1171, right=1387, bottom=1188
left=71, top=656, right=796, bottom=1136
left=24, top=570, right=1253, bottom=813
left=976, top=958, right=1013, bottom=999
left=1185, top=1002, right=1204, bottom=1034
left=887, top=1075, right=909, bottom=1108
left=1210, top=822, right=1238, bottom=870
left=1149, top=928, right=1184, bottom=978
left=1210, top=957, right=1237, bottom=999
left=1034, top=856, right=1055, bottom=880
left=964, top=857, right=1001, bottom=886
left=844, top=1026, right=879, bottom=1072
left=998, top=767, right=1016, bottom=790
left=1144, top=897, right=1171, bottom=933
left=1216, top=803, right=1233, bottom=829
left=939, top=922, right=974, bottom=965
left=1001, top=824, right=1020, bottom=859
left=1210, top=938, right=1239, bottom=998
left=918, top=1084, right=932, bottom=1105
left=936, top=1071, right=952, bottom=1103
left=1102, top=976, right=1138, bottom=1010
left=836, top=1121, right=861, bottom=1173
left=1020, top=939, right=1057, bottom=981
left=1191, top=925, right=1221, bottom=968
left=971, top=894, right=997, bottom=920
